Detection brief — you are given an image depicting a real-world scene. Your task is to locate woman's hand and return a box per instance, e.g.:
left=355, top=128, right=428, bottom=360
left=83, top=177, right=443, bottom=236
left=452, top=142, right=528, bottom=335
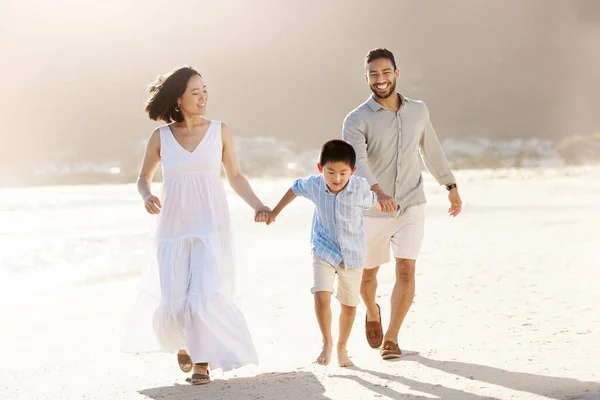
left=254, top=206, right=273, bottom=224
left=144, top=195, right=162, bottom=214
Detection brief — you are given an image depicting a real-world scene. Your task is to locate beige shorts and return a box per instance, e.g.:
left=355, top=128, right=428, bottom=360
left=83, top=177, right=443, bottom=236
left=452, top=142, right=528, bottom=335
left=364, top=204, right=426, bottom=268
left=311, top=254, right=363, bottom=307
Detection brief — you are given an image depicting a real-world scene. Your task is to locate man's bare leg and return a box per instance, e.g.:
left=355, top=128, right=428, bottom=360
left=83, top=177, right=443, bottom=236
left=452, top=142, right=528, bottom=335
left=383, top=258, right=416, bottom=344
left=361, top=266, right=380, bottom=322
left=314, top=291, right=333, bottom=365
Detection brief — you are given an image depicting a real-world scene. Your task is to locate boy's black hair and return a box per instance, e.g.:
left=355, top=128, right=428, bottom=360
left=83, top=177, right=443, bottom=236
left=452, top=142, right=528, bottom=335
left=319, top=140, right=356, bottom=169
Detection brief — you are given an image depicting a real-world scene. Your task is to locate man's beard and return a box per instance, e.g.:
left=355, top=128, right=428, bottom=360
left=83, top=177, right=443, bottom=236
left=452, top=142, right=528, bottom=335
left=370, top=80, right=396, bottom=99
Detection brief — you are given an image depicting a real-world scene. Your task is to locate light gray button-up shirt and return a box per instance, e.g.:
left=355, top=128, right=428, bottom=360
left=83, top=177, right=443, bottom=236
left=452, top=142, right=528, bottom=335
left=343, top=94, right=455, bottom=217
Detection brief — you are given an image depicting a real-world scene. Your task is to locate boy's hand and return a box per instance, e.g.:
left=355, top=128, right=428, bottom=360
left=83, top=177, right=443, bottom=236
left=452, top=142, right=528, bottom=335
left=265, top=211, right=277, bottom=225
left=372, top=184, right=397, bottom=213
left=254, top=207, right=273, bottom=224
left=377, top=193, right=397, bottom=213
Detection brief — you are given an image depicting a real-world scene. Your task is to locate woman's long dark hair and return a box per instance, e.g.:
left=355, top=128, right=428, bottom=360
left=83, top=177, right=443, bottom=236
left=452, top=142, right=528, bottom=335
left=144, top=66, right=201, bottom=123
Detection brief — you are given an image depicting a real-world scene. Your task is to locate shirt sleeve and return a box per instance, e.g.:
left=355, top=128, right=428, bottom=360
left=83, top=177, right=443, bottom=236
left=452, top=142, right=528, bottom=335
left=343, top=113, right=378, bottom=187
left=292, top=175, right=319, bottom=202
left=358, top=177, right=377, bottom=210
left=419, top=104, right=456, bottom=186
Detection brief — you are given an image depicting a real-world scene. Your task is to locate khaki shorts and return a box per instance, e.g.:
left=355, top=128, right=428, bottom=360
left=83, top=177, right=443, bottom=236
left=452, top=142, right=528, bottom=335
left=311, top=254, right=363, bottom=307
left=364, top=204, right=426, bottom=268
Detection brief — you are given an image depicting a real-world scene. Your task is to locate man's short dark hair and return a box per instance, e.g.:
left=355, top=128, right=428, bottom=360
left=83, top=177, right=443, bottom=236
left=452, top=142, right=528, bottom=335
left=319, top=140, right=356, bottom=169
left=365, top=48, right=397, bottom=70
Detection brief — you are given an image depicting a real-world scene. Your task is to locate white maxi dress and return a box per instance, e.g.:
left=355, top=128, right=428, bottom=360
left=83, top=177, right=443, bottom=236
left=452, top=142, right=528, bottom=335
left=122, top=120, right=258, bottom=372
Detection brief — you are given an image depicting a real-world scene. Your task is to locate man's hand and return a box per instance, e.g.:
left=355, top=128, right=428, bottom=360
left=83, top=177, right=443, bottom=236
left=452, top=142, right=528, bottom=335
left=377, top=193, right=397, bottom=213
left=371, top=184, right=397, bottom=213
left=448, top=189, right=462, bottom=217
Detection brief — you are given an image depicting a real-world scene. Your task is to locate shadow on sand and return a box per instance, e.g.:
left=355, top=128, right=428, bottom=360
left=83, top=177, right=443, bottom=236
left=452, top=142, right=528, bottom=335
left=330, top=353, right=599, bottom=400
left=331, top=368, right=496, bottom=400
left=140, top=354, right=600, bottom=400
left=408, top=354, right=600, bottom=400
left=139, top=371, right=329, bottom=400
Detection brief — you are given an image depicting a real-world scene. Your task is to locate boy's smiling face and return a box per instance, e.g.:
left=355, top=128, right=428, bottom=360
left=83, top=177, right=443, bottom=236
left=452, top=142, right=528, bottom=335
left=318, top=161, right=356, bottom=194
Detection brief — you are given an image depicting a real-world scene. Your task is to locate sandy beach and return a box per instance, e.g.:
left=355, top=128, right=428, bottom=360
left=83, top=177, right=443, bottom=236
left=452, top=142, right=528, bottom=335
left=1, top=167, right=599, bottom=400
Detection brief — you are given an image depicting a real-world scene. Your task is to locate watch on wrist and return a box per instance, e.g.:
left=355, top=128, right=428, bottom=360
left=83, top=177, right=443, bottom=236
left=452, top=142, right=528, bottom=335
left=446, top=183, right=457, bottom=191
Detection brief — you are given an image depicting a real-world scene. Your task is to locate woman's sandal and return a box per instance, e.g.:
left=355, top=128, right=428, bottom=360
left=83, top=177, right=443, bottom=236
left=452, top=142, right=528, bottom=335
left=185, top=363, right=211, bottom=385
left=177, top=353, right=193, bottom=373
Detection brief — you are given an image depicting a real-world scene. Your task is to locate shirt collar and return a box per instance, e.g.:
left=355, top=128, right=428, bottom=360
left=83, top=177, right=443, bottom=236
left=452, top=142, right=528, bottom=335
left=367, top=93, right=406, bottom=112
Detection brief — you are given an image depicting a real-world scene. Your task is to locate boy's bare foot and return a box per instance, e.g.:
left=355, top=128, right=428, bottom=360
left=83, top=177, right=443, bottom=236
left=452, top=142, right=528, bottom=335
left=337, top=345, right=354, bottom=367
left=316, top=342, right=333, bottom=365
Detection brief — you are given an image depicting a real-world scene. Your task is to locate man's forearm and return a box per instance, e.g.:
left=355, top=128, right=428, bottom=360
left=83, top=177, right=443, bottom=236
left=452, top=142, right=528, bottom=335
left=420, top=113, right=456, bottom=186
left=370, top=184, right=386, bottom=196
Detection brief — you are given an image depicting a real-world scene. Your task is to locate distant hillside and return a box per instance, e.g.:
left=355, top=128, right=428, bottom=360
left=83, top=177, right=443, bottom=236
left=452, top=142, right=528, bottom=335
left=1, top=0, right=598, bottom=168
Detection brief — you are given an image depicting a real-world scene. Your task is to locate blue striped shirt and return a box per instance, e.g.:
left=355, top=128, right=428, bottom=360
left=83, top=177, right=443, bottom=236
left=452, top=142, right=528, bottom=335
left=292, top=174, right=377, bottom=269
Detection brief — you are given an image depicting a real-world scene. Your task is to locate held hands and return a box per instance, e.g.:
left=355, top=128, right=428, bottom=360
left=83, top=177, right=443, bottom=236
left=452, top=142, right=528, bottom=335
left=144, top=194, right=162, bottom=214
left=377, top=193, right=397, bottom=213
left=254, top=206, right=275, bottom=225
left=448, top=189, right=462, bottom=217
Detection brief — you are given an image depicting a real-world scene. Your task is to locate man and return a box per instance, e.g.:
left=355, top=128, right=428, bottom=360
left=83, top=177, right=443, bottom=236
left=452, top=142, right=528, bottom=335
left=342, top=48, right=462, bottom=360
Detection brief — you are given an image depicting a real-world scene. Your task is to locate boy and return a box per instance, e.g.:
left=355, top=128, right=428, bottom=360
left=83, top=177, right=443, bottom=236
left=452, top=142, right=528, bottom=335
left=256, top=139, right=382, bottom=367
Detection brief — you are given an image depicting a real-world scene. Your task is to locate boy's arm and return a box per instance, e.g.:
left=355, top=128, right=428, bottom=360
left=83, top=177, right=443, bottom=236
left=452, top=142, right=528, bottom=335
left=268, top=188, right=297, bottom=224
left=358, top=178, right=383, bottom=212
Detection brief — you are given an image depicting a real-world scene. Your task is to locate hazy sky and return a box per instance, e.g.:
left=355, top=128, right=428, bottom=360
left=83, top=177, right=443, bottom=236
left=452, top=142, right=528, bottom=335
left=1, top=0, right=598, bottom=165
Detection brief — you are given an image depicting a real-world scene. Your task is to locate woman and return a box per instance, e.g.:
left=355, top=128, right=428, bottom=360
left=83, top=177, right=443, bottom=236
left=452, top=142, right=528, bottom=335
left=123, top=66, right=269, bottom=385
